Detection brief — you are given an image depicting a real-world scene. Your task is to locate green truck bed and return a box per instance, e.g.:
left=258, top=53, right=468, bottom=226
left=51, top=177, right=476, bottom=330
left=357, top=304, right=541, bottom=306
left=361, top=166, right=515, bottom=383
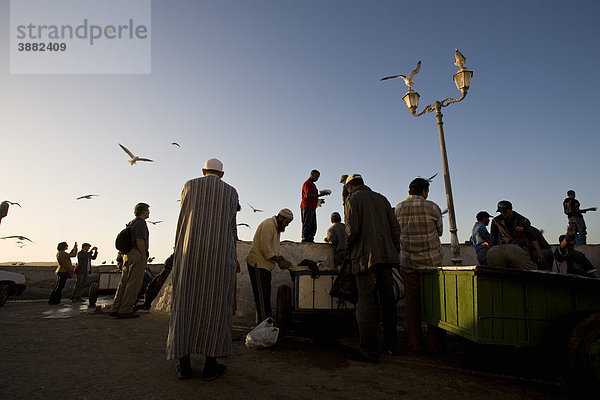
left=419, top=266, right=600, bottom=347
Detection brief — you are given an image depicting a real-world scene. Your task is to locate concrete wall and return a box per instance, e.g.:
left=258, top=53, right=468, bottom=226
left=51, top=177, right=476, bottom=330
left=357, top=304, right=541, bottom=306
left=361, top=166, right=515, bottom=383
left=4, top=242, right=600, bottom=318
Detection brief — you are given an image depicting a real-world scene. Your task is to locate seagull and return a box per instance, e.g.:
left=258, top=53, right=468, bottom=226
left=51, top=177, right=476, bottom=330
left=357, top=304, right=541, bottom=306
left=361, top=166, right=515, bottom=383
left=3, top=201, right=21, bottom=208
left=118, top=143, right=154, bottom=165
left=0, top=235, right=34, bottom=242
left=454, top=49, right=466, bottom=69
left=425, top=173, right=438, bottom=182
left=247, top=203, right=263, bottom=213
left=76, top=194, right=99, bottom=200
left=237, top=223, right=251, bottom=228
left=171, top=142, right=180, bottom=147
left=102, top=261, right=107, bottom=264
left=380, top=60, right=421, bottom=89
left=148, top=257, right=155, bottom=263
left=147, top=220, right=164, bottom=225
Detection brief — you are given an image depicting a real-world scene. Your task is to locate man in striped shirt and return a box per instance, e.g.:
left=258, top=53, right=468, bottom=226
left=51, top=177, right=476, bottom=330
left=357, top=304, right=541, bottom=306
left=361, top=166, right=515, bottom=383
left=395, top=177, right=443, bottom=353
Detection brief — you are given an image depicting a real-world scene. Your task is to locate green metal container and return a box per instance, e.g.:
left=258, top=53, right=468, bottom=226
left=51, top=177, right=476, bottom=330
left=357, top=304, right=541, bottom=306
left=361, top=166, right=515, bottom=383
left=419, top=266, right=600, bottom=347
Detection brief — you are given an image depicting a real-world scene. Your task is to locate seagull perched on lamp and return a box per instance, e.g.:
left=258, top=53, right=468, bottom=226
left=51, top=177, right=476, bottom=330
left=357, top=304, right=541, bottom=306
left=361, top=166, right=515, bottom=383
left=380, top=60, right=421, bottom=89
left=119, top=143, right=154, bottom=165
left=454, top=49, right=467, bottom=69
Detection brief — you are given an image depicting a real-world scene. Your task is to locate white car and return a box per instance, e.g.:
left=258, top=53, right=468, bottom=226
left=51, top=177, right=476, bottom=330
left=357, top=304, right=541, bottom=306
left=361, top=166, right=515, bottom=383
left=0, top=270, right=27, bottom=307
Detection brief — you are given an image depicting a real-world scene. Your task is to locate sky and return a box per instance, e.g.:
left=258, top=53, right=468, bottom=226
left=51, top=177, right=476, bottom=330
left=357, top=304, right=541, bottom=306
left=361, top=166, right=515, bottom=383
left=1, top=0, right=599, bottom=263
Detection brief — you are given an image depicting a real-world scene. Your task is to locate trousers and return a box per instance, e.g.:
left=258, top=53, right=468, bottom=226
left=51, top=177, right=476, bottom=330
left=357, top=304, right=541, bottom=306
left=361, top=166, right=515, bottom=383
left=354, top=264, right=397, bottom=359
left=48, top=272, right=69, bottom=304
left=111, top=248, right=147, bottom=314
left=301, top=207, right=317, bottom=242
left=247, top=264, right=272, bottom=323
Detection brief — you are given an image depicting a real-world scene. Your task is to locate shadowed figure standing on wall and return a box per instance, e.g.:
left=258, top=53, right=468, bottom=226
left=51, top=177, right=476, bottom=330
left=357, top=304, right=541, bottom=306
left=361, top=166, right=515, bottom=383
left=300, top=169, right=330, bottom=242
left=563, top=190, right=597, bottom=245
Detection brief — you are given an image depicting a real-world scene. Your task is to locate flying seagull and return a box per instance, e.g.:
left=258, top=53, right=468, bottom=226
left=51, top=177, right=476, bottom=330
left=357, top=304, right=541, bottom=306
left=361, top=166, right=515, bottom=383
left=454, top=49, right=466, bottom=69
left=0, top=235, right=34, bottom=242
left=426, top=173, right=438, bottom=182
left=237, top=223, right=251, bottom=228
left=171, top=142, right=180, bottom=147
left=380, top=60, right=422, bottom=89
left=76, top=194, right=99, bottom=200
left=147, top=220, right=164, bottom=225
left=118, top=143, right=154, bottom=165
left=102, top=261, right=107, bottom=265
left=3, top=201, right=21, bottom=208
left=247, top=203, right=263, bottom=213
left=148, top=257, right=155, bottom=263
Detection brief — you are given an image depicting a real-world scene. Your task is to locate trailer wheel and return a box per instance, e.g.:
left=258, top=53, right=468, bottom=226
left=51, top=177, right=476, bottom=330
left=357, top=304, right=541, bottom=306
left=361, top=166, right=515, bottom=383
left=563, top=313, right=600, bottom=398
left=88, top=283, right=99, bottom=307
left=276, top=285, right=292, bottom=337
left=0, top=284, right=9, bottom=307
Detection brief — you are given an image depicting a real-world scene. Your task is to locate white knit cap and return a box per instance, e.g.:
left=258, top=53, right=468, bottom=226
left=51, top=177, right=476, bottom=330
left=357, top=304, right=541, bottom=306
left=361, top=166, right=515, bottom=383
left=278, top=208, right=294, bottom=221
left=204, top=158, right=223, bottom=172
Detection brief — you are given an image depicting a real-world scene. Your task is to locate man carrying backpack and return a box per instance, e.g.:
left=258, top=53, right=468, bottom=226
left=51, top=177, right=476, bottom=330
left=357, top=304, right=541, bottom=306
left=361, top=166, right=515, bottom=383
left=110, top=202, right=150, bottom=319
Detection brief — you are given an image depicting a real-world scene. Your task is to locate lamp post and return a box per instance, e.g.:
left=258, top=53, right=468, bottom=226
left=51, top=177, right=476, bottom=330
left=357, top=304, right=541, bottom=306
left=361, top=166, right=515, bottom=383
left=401, top=51, right=473, bottom=265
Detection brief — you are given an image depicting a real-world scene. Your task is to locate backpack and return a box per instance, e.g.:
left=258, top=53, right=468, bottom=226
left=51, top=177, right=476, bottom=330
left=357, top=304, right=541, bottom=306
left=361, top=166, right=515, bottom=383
left=115, top=222, right=134, bottom=253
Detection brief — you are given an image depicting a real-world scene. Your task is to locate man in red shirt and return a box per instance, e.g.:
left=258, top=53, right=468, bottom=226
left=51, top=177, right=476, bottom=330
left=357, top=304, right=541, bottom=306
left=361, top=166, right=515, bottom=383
left=300, top=169, right=329, bottom=242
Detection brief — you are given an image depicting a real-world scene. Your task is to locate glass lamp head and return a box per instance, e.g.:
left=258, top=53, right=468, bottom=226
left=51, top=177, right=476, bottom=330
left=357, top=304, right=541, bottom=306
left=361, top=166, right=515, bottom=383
left=403, top=90, right=420, bottom=113
left=453, top=69, right=473, bottom=92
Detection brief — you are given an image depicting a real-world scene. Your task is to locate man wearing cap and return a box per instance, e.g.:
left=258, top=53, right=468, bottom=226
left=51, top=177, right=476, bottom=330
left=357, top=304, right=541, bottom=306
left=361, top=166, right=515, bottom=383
left=345, top=174, right=400, bottom=362
left=324, top=211, right=346, bottom=266
left=246, top=209, right=294, bottom=322
left=395, top=177, right=444, bottom=353
left=563, top=190, right=597, bottom=244
left=471, top=211, right=493, bottom=266
left=166, top=158, right=240, bottom=381
left=300, top=169, right=330, bottom=242
left=487, top=200, right=539, bottom=270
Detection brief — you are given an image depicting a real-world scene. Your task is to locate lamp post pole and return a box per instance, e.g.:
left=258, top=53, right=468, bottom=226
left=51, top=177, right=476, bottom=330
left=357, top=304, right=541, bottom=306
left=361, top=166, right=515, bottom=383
left=392, top=51, right=473, bottom=265
left=434, top=102, right=461, bottom=264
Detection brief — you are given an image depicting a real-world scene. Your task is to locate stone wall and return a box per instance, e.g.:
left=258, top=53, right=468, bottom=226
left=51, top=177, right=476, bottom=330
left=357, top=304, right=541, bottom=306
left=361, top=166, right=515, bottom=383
left=4, top=242, right=600, bottom=318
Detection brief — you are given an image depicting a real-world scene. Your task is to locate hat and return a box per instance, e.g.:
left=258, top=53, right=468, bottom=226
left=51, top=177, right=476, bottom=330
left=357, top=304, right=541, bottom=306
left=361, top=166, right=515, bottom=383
left=345, top=174, right=362, bottom=185
left=278, top=208, right=294, bottom=221
left=203, top=158, right=223, bottom=172
left=496, top=200, right=512, bottom=212
left=476, top=211, right=493, bottom=221
left=340, top=174, right=348, bottom=184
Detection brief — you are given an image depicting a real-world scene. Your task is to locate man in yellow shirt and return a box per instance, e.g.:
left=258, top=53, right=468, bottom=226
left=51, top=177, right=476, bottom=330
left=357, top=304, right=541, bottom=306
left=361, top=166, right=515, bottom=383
left=246, top=209, right=294, bottom=322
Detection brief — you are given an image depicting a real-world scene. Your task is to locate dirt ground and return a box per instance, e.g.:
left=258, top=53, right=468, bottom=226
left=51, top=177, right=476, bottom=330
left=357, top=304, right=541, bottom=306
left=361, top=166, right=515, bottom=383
left=1, top=285, right=569, bottom=400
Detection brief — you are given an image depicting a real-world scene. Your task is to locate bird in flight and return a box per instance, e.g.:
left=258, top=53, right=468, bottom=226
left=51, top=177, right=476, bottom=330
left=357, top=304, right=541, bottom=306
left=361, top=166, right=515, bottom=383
left=1, top=235, right=34, bottom=242
left=3, top=201, right=21, bottom=208
left=148, top=257, right=155, bottom=263
left=237, top=223, right=251, bottom=228
left=380, top=60, right=421, bottom=89
left=101, top=261, right=107, bottom=264
left=76, top=194, right=99, bottom=200
left=171, top=142, right=180, bottom=147
left=147, top=220, right=164, bottom=225
left=119, top=143, right=154, bottom=165
left=454, top=49, right=467, bottom=69
left=247, top=203, right=263, bottom=213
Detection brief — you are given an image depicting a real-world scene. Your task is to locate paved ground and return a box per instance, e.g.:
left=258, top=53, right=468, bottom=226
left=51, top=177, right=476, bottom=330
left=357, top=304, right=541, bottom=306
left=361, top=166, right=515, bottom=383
left=0, top=287, right=569, bottom=400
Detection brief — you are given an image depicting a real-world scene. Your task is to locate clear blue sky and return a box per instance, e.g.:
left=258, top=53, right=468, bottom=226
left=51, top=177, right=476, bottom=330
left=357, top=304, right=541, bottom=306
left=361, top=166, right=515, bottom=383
left=1, top=0, right=599, bottom=263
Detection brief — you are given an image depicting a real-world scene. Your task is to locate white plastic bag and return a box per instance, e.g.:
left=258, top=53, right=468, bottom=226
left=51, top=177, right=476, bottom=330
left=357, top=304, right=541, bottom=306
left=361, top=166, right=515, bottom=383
left=245, top=317, right=279, bottom=349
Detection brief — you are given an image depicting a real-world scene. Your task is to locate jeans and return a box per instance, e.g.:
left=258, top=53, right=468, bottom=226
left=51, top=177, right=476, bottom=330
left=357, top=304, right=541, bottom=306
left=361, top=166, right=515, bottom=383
left=48, top=272, right=68, bottom=304
left=354, top=264, right=397, bottom=359
left=487, top=244, right=537, bottom=270
left=72, top=271, right=88, bottom=300
left=301, top=207, right=317, bottom=242
left=568, top=216, right=587, bottom=244
left=247, top=264, right=272, bottom=322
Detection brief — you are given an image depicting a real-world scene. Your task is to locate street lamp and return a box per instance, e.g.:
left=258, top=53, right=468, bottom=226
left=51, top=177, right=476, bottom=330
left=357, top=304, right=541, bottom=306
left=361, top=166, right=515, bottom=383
left=393, top=50, right=473, bottom=265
